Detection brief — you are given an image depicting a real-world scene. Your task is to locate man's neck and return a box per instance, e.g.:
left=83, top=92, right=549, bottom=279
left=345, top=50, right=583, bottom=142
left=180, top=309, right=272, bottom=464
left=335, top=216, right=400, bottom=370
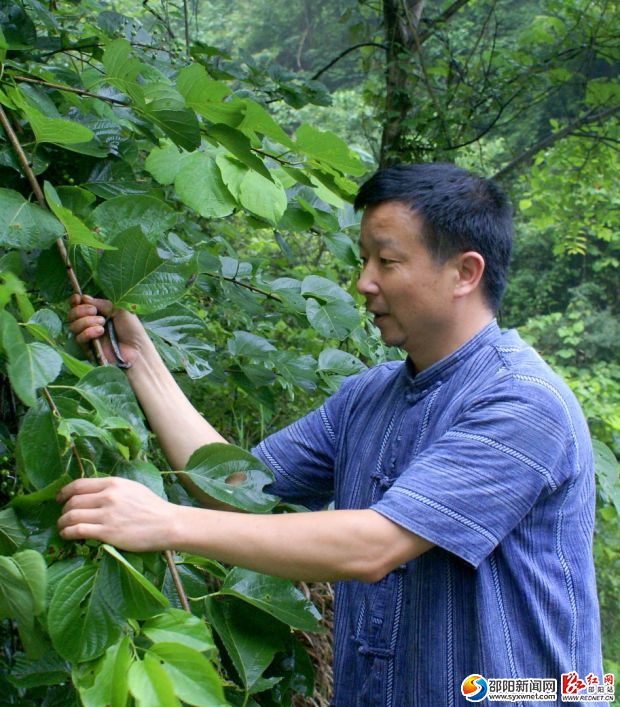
left=406, top=309, right=495, bottom=373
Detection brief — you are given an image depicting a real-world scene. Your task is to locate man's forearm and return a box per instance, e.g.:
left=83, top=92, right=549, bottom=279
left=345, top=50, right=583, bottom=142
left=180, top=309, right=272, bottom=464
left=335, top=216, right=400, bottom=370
left=126, top=338, right=227, bottom=470
left=169, top=506, right=433, bottom=583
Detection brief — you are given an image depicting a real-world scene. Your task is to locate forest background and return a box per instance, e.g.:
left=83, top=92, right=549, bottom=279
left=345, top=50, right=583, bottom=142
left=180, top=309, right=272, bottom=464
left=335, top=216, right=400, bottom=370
left=0, top=0, right=618, bottom=705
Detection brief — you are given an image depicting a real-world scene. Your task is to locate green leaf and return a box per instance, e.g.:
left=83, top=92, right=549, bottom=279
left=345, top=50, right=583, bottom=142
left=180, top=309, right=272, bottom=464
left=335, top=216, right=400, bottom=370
left=43, top=182, right=114, bottom=250
left=593, top=439, right=620, bottom=514
left=215, top=153, right=248, bottom=200
left=21, top=103, right=94, bottom=145
left=207, top=124, right=272, bottom=180
left=128, top=652, right=179, bottom=707
left=305, top=298, right=360, bottom=340
left=0, top=508, right=26, bottom=555
left=0, top=549, right=46, bottom=621
left=48, top=563, right=126, bottom=663
left=77, top=365, right=148, bottom=445
left=75, top=636, right=132, bottom=707
left=0, top=188, right=64, bottom=249
left=220, top=567, right=321, bottom=631
left=318, top=348, right=366, bottom=377
left=8, top=651, right=69, bottom=689
left=16, top=400, right=67, bottom=490
left=227, top=331, right=276, bottom=358
left=96, top=227, right=196, bottom=314
left=145, top=143, right=184, bottom=185
left=8, top=342, right=63, bottom=407
left=183, top=443, right=278, bottom=513
left=142, top=608, right=215, bottom=653
left=115, top=460, right=165, bottom=498
left=238, top=170, right=287, bottom=225
left=294, top=124, right=365, bottom=175
left=91, top=194, right=177, bottom=243
left=102, top=38, right=142, bottom=91
left=238, top=100, right=295, bottom=148
left=148, top=643, right=226, bottom=706
left=206, top=596, right=287, bottom=691
left=174, top=152, right=236, bottom=219
left=102, top=544, right=169, bottom=619
left=176, top=63, right=231, bottom=106
left=147, top=106, right=201, bottom=152
left=142, top=306, right=213, bottom=380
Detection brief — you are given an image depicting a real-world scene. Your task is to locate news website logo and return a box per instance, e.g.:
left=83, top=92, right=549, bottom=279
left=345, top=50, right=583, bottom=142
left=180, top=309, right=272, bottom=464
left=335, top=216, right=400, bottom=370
left=561, top=671, right=615, bottom=702
left=461, top=674, right=489, bottom=702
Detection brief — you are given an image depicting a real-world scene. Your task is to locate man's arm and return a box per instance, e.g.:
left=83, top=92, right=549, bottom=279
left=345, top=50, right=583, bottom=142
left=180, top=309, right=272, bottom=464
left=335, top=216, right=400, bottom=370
left=57, top=477, right=434, bottom=583
left=68, top=295, right=237, bottom=510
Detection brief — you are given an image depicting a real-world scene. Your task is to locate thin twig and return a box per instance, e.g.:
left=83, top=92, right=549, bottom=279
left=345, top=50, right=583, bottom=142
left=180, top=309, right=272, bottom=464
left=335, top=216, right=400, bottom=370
left=493, top=104, right=620, bottom=180
left=182, top=0, right=191, bottom=59
left=41, top=387, right=88, bottom=478
left=165, top=550, right=191, bottom=611
left=202, top=272, right=283, bottom=302
left=8, top=75, right=130, bottom=106
left=0, top=104, right=192, bottom=614
left=311, top=43, right=388, bottom=81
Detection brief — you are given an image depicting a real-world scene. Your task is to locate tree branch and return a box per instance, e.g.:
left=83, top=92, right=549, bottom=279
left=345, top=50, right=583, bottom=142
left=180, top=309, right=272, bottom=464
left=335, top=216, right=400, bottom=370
left=7, top=75, right=130, bottom=106
left=0, top=104, right=191, bottom=614
left=311, top=43, right=388, bottom=81
left=417, top=0, right=473, bottom=43
left=493, top=104, right=620, bottom=180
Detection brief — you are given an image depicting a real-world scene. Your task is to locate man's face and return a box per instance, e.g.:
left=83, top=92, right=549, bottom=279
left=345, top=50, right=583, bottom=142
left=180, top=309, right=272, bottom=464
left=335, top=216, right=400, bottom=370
left=357, top=201, right=458, bottom=357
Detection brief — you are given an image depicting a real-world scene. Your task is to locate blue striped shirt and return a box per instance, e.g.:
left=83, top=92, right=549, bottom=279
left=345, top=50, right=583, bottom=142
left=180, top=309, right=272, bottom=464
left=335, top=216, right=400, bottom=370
left=253, top=321, right=603, bottom=706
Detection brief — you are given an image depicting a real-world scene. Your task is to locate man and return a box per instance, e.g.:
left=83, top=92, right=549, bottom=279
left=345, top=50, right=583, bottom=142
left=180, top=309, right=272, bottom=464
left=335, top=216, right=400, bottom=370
left=60, top=163, right=603, bottom=705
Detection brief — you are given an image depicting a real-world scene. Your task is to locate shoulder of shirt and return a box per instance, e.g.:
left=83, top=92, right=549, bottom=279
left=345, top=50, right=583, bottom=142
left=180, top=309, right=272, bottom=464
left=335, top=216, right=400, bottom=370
left=484, top=329, right=589, bottom=434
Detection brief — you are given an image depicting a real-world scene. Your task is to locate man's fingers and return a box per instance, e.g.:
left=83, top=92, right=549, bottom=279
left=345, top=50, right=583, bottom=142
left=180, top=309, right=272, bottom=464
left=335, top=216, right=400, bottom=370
left=58, top=507, right=103, bottom=530
left=58, top=521, right=104, bottom=542
left=68, top=314, right=106, bottom=334
left=81, top=295, right=114, bottom=317
left=56, top=476, right=115, bottom=503
left=61, top=492, right=104, bottom=513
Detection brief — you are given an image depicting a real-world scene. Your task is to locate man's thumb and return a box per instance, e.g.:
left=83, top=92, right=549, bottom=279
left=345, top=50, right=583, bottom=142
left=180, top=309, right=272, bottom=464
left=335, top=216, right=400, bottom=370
left=82, top=294, right=115, bottom=317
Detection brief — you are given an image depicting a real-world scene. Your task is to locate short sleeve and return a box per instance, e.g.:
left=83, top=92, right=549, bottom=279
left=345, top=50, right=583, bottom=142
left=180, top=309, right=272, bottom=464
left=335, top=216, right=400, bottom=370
left=371, top=382, right=575, bottom=567
left=252, top=372, right=364, bottom=510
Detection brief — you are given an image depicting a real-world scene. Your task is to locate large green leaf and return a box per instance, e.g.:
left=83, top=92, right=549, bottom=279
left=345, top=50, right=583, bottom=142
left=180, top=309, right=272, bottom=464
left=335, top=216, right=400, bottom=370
left=91, top=194, right=177, bottom=244
left=0, top=309, right=62, bottom=408
left=16, top=400, right=67, bottom=490
left=96, top=227, right=196, bottom=314
left=146, top=106, right=201, bottom=152
left=115, top=459, right=165, bottom=498
left=294, top=124, right=365, bottom=175
left=0, top=549, right=47, bottom=622
left=142, top=608, right=215, bottom=653
left=0, top=188, right=64, bottom=249
left=75, top=636, right=133, bottom=707
left=207, top=124, right=271, bottom=180
left=183, top=443, right=278, bottom=513
left=593, top=439, right=620, bottom=513
left=145, top=142, right=184, bottom=185
left=174, top=152, right=236, bottom=219
left=176, top=63, right=231, bottom=106
left=142, top=305, right=213, bottom=380
left=0, top=508, right=26, bottom=555
left=8, top=651, right=70, bottom=689
left=21, top=103, right=94, bottom=145
left=220, top=568, right=321, bottom=631
left=43, top=182, right=114, bottom=250
left=148, top=643, right=226, bottom=706
left=215, top=153, right=248, bottom=200
left=305, top=297, right=360, bottom=340
left=48, top=562, right=126, bottom=663
left=238, top=170, right=287, bottom=225
left=102, top=544, right=169, bottom=619
left=206, top=596, right=287, bottom=691
left=128, top=652, right=179, bottom=707
left=238, top=99, right=295, bottom=148
left=227, top=330, right=276, bottom=358
left=77, top=365, right=149, bottom=445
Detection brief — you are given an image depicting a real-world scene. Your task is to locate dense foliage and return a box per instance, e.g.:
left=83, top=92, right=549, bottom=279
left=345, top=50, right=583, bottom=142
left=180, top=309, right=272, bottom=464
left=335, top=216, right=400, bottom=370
left=0, top=0, right=618, bottom=704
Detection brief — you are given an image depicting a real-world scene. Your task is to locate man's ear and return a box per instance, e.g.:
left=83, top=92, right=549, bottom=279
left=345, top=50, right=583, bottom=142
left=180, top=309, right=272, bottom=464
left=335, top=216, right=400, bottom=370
left=454, top=251, right=485, bottom=299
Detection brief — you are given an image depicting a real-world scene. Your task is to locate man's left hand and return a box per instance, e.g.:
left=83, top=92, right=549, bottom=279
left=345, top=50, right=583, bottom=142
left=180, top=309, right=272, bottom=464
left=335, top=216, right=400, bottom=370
left=57, top=477, right=177, bottom=552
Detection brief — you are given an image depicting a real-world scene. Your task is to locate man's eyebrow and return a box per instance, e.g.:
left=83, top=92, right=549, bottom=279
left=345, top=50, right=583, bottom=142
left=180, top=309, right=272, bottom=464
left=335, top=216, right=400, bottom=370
left=359, top=237, right=400, bottom=250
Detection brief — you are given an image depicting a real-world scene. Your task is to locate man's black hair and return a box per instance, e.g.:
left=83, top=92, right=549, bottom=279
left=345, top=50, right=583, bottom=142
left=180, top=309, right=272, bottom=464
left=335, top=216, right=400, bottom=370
left=354, top=163, right=513, bottom=312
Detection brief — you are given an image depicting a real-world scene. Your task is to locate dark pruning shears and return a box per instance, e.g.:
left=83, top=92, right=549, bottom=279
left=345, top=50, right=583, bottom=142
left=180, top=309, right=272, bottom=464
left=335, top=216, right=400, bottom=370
left=104, top=318, right=132, bottom=369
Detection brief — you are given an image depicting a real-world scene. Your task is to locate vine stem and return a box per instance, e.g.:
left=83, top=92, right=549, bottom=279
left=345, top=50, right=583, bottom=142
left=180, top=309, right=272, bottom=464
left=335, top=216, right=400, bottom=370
left=0, top=104, right=191, bottom=614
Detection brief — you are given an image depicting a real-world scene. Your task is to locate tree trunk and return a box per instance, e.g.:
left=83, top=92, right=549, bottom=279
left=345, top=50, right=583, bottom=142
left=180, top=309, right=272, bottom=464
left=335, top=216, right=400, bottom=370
left=380, top=0, right=425, bottom=166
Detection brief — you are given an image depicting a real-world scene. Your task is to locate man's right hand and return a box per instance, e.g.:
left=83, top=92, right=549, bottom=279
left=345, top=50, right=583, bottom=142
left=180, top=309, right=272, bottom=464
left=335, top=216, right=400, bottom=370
left=67, top=294, right=148, bottom=367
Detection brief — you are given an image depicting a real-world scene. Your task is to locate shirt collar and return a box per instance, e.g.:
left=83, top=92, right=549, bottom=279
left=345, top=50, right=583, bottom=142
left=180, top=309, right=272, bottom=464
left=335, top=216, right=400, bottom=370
left=403, top=319, right=501, bottom=390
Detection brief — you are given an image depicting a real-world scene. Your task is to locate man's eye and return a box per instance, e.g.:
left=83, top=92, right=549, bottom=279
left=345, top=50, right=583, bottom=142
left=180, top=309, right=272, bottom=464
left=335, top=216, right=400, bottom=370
left=380, top=258, right=394, bottom=265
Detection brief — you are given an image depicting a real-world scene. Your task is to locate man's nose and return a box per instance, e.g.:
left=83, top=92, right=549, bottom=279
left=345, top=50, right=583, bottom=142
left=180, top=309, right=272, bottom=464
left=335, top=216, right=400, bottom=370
left=356, top=263, right=380, bottom=296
